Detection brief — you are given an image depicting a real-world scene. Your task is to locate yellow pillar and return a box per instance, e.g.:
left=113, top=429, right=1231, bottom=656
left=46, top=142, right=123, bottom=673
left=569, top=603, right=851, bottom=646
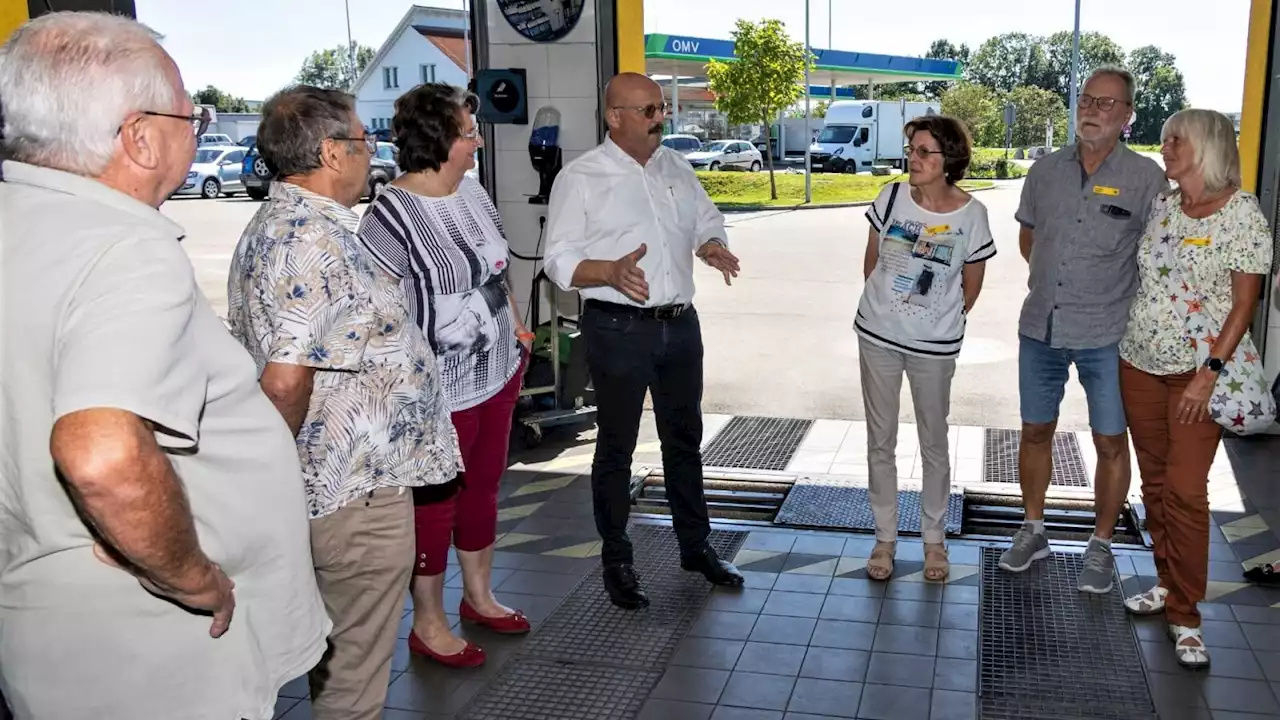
left=1239, top=0, right=1272, bottom=193
left=0, top=0, right=29, bottom=44
left=616, top=0, right=644, bottom=75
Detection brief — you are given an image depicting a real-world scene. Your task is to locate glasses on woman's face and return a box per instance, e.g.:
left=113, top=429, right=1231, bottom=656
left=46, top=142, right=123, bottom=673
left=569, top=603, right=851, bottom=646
left=612, top=102, right=671, bottom=119
left=904, top=145, right=945, bottom=160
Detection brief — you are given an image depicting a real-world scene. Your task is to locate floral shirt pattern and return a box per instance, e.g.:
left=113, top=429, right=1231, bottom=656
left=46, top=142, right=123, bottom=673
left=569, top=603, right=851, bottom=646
left=227, top=182, right=462, bottom=518
left=1120, top=190, right=1273, bottom=376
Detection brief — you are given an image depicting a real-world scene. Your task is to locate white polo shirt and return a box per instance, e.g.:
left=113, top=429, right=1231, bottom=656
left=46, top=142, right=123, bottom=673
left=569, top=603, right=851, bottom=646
left=855, top=183, right=997, bottom=359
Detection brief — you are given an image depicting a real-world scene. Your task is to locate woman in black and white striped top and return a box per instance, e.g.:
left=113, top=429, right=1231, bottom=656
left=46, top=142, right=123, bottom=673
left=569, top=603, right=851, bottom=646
left=357, top=83, right=534, bottom=669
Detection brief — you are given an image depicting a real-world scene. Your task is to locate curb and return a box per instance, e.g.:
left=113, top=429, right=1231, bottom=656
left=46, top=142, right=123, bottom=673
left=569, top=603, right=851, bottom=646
left=713, top=180, right=1005, bottom=212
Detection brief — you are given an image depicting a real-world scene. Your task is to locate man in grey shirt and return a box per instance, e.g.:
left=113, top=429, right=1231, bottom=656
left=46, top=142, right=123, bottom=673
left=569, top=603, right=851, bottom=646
left=0, top=13, right=329, bottom=718
left=999, top=67, right=1168, bottom=593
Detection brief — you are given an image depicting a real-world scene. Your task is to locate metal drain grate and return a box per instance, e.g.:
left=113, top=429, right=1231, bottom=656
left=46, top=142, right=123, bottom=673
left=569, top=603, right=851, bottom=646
left=983, top=429, right=1090, bottom=487
left=775, top=476, right=963, bottom=535
left=460, top=660, right=659, bottom=720
left=701, top=416, right=814, bottom=471
left=977, top=548, right=1157, bottom=720
left=459, top=525, right=748, bottom=720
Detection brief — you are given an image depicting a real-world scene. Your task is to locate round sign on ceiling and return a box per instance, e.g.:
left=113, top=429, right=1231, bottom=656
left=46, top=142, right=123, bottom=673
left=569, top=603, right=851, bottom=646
left=496, top=0, right=584, bottom=43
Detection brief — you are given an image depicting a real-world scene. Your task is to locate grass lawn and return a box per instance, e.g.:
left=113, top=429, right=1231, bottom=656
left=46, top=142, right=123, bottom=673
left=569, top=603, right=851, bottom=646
left=699, top=170, right=995, bottom=208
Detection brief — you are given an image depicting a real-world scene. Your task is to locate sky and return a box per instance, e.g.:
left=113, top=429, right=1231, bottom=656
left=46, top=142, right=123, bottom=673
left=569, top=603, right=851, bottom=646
left=136, top=0, right=1253, bottom=112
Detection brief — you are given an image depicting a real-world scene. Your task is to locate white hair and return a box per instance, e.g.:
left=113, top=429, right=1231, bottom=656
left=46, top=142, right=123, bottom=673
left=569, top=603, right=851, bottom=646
left=0, top=11, right=176, bottom=176
left=1162, top=108, right=1242, bottom=193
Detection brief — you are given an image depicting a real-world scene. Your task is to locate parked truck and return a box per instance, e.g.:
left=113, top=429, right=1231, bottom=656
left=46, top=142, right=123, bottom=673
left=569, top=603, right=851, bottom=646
left=809, top=100, right=940, bottom=173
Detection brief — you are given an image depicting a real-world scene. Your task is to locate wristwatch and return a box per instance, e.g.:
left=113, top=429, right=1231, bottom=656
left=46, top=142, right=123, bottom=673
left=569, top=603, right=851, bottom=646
left=1204, top=357, right=1225, bottom=374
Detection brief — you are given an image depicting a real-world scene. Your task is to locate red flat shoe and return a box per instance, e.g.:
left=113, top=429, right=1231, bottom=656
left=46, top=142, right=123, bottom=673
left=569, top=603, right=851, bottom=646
left=459, top=598, right=532, bottom=634
left=407, top=630, right=486, bottom=668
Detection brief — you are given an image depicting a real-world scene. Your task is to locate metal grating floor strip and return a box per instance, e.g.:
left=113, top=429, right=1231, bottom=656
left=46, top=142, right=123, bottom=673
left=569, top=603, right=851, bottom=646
left=977, top=548, right=1157, bottom=720
left=701, top=415, right=814, bottom=471
left=459, top=525, right=748, bottom=720
left=775, top=476, right=963, bottom=535
left=983, top=429, right=1090, bottom=487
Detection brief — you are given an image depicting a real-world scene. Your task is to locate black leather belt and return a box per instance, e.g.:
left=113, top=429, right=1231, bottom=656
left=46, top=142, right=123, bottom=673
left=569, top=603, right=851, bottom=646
left=585, top=299, right=689, bottom=320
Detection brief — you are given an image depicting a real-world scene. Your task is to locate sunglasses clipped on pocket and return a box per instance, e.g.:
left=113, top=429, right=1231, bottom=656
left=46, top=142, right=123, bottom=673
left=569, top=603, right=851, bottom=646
left=1100, top=204, right=1132, bottom=220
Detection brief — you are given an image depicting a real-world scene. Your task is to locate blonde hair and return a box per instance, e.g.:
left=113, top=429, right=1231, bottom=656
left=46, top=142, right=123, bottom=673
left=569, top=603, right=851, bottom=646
left=1161, top=108, right=1241, bottom=193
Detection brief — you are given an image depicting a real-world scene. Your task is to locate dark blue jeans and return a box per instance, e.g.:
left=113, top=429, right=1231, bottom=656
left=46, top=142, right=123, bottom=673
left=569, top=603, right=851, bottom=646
left=582, top=301, right=710, bottom=566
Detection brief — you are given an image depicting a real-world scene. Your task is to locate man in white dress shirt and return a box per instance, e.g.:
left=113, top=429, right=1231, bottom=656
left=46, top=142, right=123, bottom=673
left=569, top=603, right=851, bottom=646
left=544, top=73, right=745, bottom=609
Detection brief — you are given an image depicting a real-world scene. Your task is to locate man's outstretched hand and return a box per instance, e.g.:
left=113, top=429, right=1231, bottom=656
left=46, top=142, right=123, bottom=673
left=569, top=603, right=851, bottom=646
left=609, top=244, right=650, bottom=303
left=697, top=241, right=740, bottom=286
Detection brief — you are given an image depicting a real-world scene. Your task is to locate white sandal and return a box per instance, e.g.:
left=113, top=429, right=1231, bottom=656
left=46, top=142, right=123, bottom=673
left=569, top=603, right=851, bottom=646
left=1168, top=624, right=1211, bottom=668
left=1123, top=585, right=1168, bottom=615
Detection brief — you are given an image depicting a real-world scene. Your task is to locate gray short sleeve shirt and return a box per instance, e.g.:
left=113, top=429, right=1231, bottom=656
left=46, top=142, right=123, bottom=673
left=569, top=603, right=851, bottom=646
left=1016, top=143, right=1168, bottom=349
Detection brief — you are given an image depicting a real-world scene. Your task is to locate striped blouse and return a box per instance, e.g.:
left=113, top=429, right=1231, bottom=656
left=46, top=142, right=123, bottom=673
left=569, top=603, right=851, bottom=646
left=357, top=177, right=521, bottom=412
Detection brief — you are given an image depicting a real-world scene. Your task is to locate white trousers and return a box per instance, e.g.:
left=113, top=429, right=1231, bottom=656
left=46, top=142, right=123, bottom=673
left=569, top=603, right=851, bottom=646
left=858, top=337, right=956, bottom=544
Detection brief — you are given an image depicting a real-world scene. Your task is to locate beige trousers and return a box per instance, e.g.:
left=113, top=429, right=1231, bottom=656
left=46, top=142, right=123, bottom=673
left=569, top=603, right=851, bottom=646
left=307, top=487, right=415, bottom=720
left=858, top=337, right=956, bottom=544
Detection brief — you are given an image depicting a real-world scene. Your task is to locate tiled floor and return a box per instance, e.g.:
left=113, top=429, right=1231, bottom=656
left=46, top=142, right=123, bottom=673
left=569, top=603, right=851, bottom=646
left=263, top=413, right=1280, bottom=720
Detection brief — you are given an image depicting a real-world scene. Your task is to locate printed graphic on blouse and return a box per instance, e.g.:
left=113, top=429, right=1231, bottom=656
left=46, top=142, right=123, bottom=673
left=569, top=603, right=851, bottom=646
left=227, top=182, right=462, bottom=519
left=856, top=185, right=996, bottom=358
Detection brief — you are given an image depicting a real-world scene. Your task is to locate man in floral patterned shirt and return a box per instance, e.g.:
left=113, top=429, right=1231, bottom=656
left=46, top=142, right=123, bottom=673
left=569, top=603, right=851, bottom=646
left=227, top=85, right=461, bottom=719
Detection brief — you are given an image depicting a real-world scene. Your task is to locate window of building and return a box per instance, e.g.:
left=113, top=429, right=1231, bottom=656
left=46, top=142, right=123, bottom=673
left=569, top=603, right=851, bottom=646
left=383, top=66, right=399, bottom=90
left=421, top=64, right=436, bottom=84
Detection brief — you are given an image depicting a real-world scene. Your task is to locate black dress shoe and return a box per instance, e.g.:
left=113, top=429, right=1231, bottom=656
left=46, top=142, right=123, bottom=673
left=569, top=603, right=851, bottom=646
left=603, top=564, right=650, bottom=609
left=681, top=544, right=745, bottom=586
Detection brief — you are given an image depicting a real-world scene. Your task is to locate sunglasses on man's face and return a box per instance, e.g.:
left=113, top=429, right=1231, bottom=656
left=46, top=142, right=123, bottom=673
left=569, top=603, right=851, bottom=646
left=612, top=102, right=671, bottom=119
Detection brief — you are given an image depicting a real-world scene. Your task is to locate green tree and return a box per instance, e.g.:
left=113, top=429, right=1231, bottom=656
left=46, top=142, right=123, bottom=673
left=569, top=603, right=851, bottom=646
left=190, top=85, right=250, bottom=113
left=786, top=99, right=829, bottom=119
left=923, top=38, right=971, bottom=100
left=1127, top=45, right=1188, bottom=144
left=295, top=42, right=376, bottom=91
left=872, top=82, right=926, bottom=101
left=967, top=33, right=1049, bottom=94
left=941, top=82, right=1002, bottom=147
left=707, top=18, right=811, bottom=200
left=1042, top=31, right=1126, bottom=107
left=1006, top=85, right=1069, bottom=147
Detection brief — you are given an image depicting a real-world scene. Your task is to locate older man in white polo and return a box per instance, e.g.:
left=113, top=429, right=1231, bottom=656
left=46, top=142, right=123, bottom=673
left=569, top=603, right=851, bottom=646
left=0, top=13, right=329, bottom=719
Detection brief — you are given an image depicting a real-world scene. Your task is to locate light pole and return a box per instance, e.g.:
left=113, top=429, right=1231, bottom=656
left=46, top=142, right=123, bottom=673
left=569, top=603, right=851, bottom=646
left=1067, top=0, right=1081, bottom=145
left=345, top=0, right=357, bottom=91
left=804, top=0, right=812, bottom=203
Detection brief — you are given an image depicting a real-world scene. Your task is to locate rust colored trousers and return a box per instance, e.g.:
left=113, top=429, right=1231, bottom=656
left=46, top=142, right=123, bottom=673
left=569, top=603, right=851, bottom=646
left=1119, top=360, right=1223, bottom=627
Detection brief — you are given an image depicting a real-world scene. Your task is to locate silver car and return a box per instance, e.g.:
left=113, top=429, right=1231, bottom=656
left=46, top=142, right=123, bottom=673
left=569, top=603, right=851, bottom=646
left=686, top=140, right=763, bottom=172
left=177, top=145, right=247, bottom=199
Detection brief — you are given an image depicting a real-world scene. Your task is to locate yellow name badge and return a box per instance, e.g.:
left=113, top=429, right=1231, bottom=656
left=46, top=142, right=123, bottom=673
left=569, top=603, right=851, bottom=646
left=1184, top=236, right=1212, bottom=247
left=925, top=224, right=951, bottom=235
left=1093, top=185, right=1121, bottom=196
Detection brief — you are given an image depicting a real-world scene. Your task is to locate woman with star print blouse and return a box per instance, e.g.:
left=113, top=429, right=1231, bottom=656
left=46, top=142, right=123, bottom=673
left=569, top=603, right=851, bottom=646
left=1117, top=108, right=1272, bottom=669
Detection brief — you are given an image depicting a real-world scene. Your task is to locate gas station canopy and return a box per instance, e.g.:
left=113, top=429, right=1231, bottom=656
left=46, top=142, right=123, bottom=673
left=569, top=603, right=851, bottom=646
left=643, top=33, right=964, bottom=90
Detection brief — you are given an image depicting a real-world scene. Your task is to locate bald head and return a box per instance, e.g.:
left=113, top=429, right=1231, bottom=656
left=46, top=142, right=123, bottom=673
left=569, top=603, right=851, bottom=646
left=603, top=72, right=666, bottom=161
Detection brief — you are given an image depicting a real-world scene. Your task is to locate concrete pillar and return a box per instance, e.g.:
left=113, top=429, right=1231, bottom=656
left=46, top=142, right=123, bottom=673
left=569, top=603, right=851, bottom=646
left=867, top=79, right=875, bottom=101
left=671, top=66, right=680, bottom=134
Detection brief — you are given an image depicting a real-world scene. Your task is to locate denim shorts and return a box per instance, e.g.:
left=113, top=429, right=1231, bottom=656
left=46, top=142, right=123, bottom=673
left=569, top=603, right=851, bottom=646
left=1018, top=334, right=1127, bottom=436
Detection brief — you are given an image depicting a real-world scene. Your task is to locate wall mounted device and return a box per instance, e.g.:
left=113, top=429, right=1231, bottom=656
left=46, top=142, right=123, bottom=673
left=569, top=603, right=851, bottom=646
left=475, top=68, right=528, bottom=125
left=528, top=106, right=561, bottom=205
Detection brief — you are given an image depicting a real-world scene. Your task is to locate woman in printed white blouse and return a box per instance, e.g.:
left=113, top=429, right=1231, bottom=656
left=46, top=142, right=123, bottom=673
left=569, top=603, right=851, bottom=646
left=357, top=84, right=535, bottom=668
left=856, top=115, right=996, bottom=583
left=1118, top=108, right=1273, bottom=668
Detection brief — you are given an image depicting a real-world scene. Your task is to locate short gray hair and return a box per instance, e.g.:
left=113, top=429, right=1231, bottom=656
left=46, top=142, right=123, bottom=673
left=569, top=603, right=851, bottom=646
left=257, top=85, right=358, bottom=178
left=1086, top=65, right=1136, bottom=105
left=1162, top=108, right=1241, bottom=193
left=0, top=11, right=175, bottom=176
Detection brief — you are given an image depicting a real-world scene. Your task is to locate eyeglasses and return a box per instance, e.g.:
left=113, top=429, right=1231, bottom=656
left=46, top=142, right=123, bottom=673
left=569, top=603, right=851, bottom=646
left=137, top=106, right=211, bottom=136
left=459, top=127, right=480, bottom=141
left=1078, top=94, right=1130, bottom=112
left=904, top=145, right=946, bottom=159
left=331, top=135, right=378, bottom=153
left=611, top=102, right=671, bottom=119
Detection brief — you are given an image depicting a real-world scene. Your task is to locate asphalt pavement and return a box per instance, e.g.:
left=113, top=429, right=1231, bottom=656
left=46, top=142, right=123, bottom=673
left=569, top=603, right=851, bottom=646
left=164, top=178, right=1093, bottom=431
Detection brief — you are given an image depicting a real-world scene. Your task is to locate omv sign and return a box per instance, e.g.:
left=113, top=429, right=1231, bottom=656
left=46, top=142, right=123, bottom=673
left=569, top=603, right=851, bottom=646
left=670, top=37, right=700, bottom=54
left=661, top=35, right=735, bottom=58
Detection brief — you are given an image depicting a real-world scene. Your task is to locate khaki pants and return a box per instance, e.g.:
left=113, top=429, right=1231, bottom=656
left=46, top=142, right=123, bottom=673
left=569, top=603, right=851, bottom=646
left=859, top=338, right=956, bottom=544
left=308, top=487, right=414, bottom=720
left=1120, top=361, right=1222, bottom=627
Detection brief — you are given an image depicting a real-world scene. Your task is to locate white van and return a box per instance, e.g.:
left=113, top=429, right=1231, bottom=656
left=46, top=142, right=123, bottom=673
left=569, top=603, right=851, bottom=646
left=810, top=100, right=940, bottom=173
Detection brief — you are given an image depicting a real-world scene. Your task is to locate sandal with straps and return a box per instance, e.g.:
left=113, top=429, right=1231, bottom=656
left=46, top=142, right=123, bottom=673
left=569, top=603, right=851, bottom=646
left=867, top=541, right=895, bottom=581
left=1168, top=624, right=1211, bottom=668
left=1123, top=585, right=1168, bottom=615
left=924, top=543, right=949, bottom=582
